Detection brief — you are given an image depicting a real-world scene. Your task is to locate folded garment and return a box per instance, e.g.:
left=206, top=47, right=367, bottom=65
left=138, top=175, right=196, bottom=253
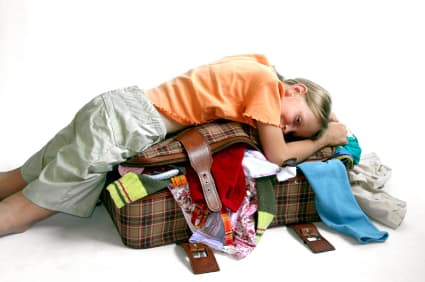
left=106, top=172, right=169, bottom=208
left=298, top=160, right=388, bottom=243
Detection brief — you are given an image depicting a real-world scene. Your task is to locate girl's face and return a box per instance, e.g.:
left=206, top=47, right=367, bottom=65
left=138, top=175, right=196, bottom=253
left=280, top=84, right=321, bottom=138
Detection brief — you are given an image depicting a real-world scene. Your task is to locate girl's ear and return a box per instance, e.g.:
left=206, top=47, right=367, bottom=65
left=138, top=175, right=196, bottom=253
left=295, top=83, right=308, bottom=96
left=285, top=83, right=308, bottom=97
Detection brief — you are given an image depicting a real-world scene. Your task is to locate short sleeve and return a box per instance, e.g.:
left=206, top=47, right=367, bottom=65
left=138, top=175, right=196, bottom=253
left=243, top=79, right=284, bottom=127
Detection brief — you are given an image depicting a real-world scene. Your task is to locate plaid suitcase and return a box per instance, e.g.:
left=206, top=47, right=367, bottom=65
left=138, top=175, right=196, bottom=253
left=101, top=121, right=333, bottom=249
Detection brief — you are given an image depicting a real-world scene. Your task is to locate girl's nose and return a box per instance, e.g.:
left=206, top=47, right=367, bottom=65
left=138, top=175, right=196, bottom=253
left=283, top=124, right=293, bottom=134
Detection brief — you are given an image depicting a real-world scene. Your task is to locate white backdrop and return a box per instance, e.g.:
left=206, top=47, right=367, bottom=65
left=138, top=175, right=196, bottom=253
left=2, top=0, right=424, bottom=169
left=1, top=1, right=424, bottom=282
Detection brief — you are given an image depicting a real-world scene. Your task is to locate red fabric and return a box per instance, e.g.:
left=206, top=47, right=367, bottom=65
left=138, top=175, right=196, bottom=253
left=186, top=144, right=247, bottom=212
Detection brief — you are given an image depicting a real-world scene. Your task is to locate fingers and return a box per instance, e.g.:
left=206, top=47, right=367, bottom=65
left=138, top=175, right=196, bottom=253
left=325, top=122, right=348, bottom=146
left=329, top=112, right=339, bottom=122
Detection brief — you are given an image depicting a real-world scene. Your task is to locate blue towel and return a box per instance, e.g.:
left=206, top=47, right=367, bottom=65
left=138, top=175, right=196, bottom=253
left=298, top=160, right=388, bottom=243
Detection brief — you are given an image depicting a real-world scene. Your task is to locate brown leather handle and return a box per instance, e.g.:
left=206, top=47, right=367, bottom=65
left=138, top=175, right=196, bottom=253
left=176, top=128, right=222, bottom=212
left=290, top=223, right=335, bottom=253
left=180, top=242, right=220, bottom=274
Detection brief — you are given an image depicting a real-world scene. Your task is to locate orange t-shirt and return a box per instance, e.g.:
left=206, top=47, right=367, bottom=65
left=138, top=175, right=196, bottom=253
left=145, top=54, right=285, bottom=128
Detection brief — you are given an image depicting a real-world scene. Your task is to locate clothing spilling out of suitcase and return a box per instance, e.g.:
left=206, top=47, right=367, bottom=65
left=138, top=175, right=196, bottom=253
left=102, top=122, right=406, bottom=274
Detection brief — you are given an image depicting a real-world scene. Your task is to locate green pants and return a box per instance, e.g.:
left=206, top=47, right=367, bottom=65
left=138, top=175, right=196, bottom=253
left=22, top=86, right=166, bottom=217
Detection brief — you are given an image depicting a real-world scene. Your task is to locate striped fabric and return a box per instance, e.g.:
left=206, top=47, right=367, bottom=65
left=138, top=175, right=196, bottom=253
left=106, top=172, right=149, bottom=208
left=101, top=121, right=333, bottom=249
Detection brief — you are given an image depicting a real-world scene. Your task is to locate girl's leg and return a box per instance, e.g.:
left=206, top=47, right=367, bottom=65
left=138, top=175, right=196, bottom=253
left=0, top=168, right=27, bottom=200
left=0, top=191, right=56, bottom=236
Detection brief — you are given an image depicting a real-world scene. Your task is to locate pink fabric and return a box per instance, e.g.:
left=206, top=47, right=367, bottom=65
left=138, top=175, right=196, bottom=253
left=168, top=175, right=258, bottom=259
left=118, top=165, right=144, bottom=176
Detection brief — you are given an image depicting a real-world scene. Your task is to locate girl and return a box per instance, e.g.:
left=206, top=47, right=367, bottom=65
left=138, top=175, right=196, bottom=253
left=0, top=54, right=347, bottom=236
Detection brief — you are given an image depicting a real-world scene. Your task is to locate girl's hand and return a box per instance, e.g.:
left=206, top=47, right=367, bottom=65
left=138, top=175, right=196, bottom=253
left=321, top=122, right=348, bottom=146
left=329, top=112, right=340, bottom=122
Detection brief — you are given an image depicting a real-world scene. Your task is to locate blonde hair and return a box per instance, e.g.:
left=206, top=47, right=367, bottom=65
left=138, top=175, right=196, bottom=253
left=284, top=78, right=331, bottom=139
left=273, top=67, right=331, bottom=139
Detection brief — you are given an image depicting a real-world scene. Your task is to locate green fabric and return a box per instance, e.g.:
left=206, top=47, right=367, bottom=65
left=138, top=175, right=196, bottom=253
left=138, top=174, right=170, bottom=194
left=256, top=211, right=274, bottom=242
left=107, top=171, right=278, bottom=243
left=106, top=172, right=169, bottom=208
left=255, top=176, right=276, bottom=242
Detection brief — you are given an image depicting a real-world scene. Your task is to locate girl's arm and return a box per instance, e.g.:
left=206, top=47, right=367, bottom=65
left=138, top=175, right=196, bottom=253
left=256, top=121, right=348, bottom=165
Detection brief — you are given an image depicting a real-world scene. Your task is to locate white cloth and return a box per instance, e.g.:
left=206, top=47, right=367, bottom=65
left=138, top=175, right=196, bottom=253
left=348, top=152, right=406, bottom=229
left=242, top=149, right=296, bottom=182
left=276, top=166, right=297, bottom=182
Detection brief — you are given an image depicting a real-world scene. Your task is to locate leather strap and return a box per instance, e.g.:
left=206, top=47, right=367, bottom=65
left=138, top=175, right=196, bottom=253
left=290, top=223, right=335, bottom=253
left=176, top=128, right=222, bottom=212
left=180, top=242, right=220, bottom=274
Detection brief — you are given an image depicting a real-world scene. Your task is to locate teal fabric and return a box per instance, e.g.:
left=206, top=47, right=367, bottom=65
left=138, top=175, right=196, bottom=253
left=298, top=160, right=388, bottom=243
left=336, top=135, right=362, bottom=165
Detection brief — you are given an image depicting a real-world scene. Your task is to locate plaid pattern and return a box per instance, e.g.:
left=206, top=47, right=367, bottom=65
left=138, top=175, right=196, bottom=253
left=102, top=189, right=191, bottom=249
left=102, top=121, right=333, bottom=249
left=270, top=175, right=320, bottom=227
left=124, top=121, right=259, bottom=167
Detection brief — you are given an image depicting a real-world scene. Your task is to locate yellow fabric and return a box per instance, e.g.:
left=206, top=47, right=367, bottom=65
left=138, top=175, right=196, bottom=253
left=145, top=54, right=285, bottom=128
left=106, top=185, right=125, bottom=208
left=256, top=210, right=275, bottom=242
left=106, top=172, right=149, bottom=208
